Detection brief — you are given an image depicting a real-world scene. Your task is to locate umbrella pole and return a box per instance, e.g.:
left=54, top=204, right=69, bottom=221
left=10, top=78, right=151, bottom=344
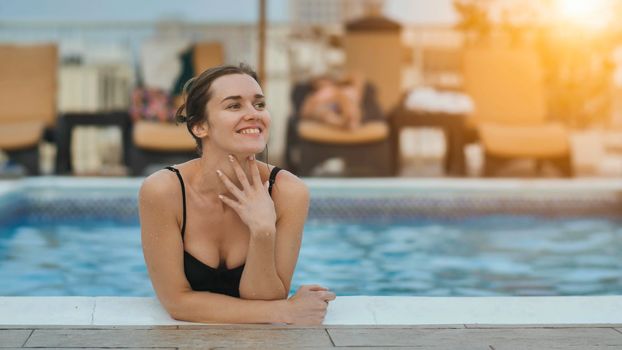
left=258, top=0, right=266, bottom=84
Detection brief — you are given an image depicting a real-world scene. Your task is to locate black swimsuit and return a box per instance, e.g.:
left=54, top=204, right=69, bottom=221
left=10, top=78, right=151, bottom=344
left=165, top=165, right=282, bottom=297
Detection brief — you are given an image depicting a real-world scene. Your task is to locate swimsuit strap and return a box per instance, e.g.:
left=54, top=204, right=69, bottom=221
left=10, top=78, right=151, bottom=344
left=268, top=166, right=281, bottom=196
left=165, top=165, right=281, bottom=238
left=165, top=166, right=187, bottom=239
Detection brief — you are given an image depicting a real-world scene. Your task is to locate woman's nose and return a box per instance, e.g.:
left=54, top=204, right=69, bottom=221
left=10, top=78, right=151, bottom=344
left=243, top=107, right=260, bottom=120
left=243, top=112, right=256, bottom=120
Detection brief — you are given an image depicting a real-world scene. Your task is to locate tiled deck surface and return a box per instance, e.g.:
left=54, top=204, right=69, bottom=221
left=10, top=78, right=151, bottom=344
left=2, top=297, right=622, bottom=348
left=2, top=324, right=622, bottom=349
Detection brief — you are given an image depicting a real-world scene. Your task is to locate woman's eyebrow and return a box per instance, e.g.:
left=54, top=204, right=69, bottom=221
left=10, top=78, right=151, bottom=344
left=220, top=94, right=264, bottom=103
left=221, top=95, right=242, bottom=103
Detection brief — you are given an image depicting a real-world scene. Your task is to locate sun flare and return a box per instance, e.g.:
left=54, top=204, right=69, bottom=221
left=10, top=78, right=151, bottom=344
left=554, top=0, right=613, bottom=30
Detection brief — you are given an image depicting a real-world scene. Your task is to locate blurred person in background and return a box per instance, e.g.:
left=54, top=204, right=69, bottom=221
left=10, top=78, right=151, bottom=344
left=300, top=72, right=365, bottom=130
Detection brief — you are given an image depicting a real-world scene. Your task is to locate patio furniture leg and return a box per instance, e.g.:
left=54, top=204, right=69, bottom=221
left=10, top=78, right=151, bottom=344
left=389, top=120, right=401, bottom=176
left=534, top=159, right=544, bottom=175
left=7, top=145, right=39, bottom=175
left=299, top=139, right=392, bottom=177
left=298, top=141, right=328, bottom=177
left=443, top=125, right=467, bottom=176
left=344, top=139, right=392, bottom=177
left=130, top=146, right=197, bottom=177
left=130, top=147, right=150, bottom=177
left=483, top=153, right=513, bottom=177
left=483, top=153, right=499, bottom=177
left=549, top=154, right=574, bottom=178
left=284, top=117, right=300, bottom=174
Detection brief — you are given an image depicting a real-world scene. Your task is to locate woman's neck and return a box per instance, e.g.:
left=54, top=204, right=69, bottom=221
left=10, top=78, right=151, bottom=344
left=191, top=151, right=254, bottom=196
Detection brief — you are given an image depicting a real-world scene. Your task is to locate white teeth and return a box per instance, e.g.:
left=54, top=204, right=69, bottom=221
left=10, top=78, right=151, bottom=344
left=239, top=128, right=260, bottom=134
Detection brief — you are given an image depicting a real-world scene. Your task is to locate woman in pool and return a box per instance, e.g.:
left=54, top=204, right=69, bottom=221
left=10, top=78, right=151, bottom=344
left=139, top=64, right=335, bottom=324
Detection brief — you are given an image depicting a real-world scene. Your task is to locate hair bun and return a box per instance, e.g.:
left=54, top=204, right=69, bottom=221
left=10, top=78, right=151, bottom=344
left=176, top=114, right=188, bottom=123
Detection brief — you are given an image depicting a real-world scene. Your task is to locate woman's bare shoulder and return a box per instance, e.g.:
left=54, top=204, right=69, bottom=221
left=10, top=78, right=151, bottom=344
left=270, top=167, right=309, bottom=205
left=138, top=169, right=183, bottom=237
left=139, top=169, right=181, bottom=203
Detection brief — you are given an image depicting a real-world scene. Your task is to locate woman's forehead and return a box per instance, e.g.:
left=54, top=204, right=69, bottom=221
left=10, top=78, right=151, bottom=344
left=210, top=74, right=263, bottom=99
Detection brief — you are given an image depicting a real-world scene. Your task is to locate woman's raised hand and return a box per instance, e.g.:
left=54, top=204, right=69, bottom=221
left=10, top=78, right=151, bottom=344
left=285, top=285, right=336, bottom=325
left=217, top=155, right=277, bottom=236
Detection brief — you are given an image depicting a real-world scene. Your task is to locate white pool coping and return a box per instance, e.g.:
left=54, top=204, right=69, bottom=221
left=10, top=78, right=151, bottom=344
left=0, top=296, right=621, bottom=326
left=1, top=177, right=622, bottom=192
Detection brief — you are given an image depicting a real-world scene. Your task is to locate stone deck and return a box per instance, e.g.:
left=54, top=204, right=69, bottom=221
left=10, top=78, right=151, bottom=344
left=2, top=324, right=622, bottom=349
left=2, top=296, right=622, bottom=349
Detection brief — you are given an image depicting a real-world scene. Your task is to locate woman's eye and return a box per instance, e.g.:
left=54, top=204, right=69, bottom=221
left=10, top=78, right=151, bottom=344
left=227, top=104, right=240, bottom=110
left=255, top=102, right=266, bottom=109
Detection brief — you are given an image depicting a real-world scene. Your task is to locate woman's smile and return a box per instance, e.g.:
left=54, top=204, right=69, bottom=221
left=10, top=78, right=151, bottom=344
left=235, top=126, right=264, bottom=138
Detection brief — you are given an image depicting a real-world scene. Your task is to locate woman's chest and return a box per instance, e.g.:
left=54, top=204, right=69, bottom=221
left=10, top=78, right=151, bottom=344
left=183, top=196, right=249, bottom=258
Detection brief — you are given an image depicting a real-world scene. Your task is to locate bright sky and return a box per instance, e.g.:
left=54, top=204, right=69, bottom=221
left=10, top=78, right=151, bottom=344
left=385, top=0, right=458, bottom=25
left=0, top=0, right=458, bottom=24
left=0, top=0, right=287, bottom=22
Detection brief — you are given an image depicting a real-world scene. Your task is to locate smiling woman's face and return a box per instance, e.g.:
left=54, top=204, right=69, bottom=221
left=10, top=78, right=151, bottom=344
left=204, top=73, right=271, bottom=155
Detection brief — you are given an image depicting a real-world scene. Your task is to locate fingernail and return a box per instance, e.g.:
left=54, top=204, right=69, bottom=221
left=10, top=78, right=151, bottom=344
left=218, top=194, right=224, bottom=199
left=228, top=155, right=234, bottom=162
left=216, top=169, right=222, bottom=176
left=248, top=155, right=254, bottom=160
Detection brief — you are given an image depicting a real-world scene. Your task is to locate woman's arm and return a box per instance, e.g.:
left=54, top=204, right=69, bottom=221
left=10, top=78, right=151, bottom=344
left=300, top=88, right=322, bottom=120
left=239, top=228, right=286, bottom=299
left=139, top=171, right=289, bottom=323
left=217, top=157, right=309, bottom=300
left=335, top=85, right=362, bottom=129
left=238, top=169, right=309, bottom=300
left=300, top=85, right=346, bottom=127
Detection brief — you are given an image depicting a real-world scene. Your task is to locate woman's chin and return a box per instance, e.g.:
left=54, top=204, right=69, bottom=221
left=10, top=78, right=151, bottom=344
left=234, top=145, right=265, bottom=156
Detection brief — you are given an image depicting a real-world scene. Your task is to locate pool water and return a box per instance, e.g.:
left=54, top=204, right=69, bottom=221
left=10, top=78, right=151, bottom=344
left=1, top=216, right=621, bottom=297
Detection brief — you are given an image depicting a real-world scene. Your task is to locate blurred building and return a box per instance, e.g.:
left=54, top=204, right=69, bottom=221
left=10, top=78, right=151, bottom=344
left=290, top=0, right=379, bottom=26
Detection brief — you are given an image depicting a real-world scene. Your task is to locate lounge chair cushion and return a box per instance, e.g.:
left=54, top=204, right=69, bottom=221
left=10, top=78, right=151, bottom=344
left=0, top=44, right=57, bottom=127
left=479, top=123, right=569, bottom=158
left=0, top=121, right=45, bottom=150
left=133, top=120, right=196, bottom=151
left=297, top=120, right=388, bottom=144
left=193, top=42, right=225, bottom=73
left=464, top=49, right=547, bottom=126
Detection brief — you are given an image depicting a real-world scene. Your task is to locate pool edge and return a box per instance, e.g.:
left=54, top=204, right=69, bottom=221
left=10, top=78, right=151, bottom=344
left=1, top=296, right=621, bottom=326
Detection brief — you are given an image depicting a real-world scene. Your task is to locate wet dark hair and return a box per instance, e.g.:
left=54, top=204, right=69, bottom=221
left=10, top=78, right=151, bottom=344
left=175, top=63, right=260, bottom=155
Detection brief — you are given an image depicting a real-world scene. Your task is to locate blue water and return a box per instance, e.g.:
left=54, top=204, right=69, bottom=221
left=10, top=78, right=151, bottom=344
left=0, top=216, right=621, bottom=296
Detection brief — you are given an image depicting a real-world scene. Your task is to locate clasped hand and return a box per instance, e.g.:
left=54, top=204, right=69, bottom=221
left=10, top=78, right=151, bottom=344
left=217, top=155, right=277, bottom=236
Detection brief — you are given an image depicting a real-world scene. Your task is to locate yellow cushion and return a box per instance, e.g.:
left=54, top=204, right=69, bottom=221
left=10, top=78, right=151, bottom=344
left=464, top=49, right=547, bottom=126
left=133, top=121, right=196, bottom=151
left=0, top=121, right=45, bottom=150
left=0, top=44, right=58, bottom=127
left=193, top=42, right=224, bottom=73
left=479, top=123, right=569, bottom=158
left=298, top=120, right=388, bottom=144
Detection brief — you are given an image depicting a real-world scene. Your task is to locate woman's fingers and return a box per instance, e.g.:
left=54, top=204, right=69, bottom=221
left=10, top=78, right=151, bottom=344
left=228, top=155, right=251, bottom=190
left=216, top=169, right=244, bottom=199
left=321, top=291, right=336, bottom=301
left=306, top=284, right=329, bottom=291
left=218, top=194, right=241, bottom=211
